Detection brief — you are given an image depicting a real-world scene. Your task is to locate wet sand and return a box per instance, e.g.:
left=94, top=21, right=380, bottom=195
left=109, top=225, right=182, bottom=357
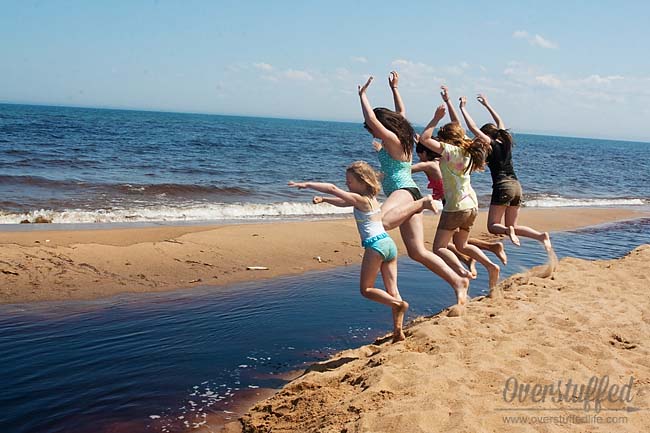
left=0, top=207, right=646, bottom=304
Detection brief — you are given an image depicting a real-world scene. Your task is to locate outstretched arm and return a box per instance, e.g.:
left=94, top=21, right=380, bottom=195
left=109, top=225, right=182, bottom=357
left=411, top=161, right=433, bottom=174
left=288, top=181, right=366, bottom=207
left=477, top=94, right=505, bottom=129
left=313, top=196, right=350, bottom=207
left=389, top=71, right=406, bottom=117
left=418, top=105, right=447, bottom=154
left=459, top=96, right=491, bottom=144
left=440, top=85, right=460, bottom=123
left=358, top=77, right=401, bottom=147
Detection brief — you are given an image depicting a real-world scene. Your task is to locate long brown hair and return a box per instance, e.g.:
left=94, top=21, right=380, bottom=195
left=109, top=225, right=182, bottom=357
left=373, top=108, right=415, bottom=159
left=437, top=122, right=488, bottom=173
left=480, top=123, right=514, bottom=152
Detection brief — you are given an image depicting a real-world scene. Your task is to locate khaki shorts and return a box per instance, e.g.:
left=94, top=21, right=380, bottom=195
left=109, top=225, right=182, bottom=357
left=438, top=208, right=478, bottom=232
left=491, top=179, right=522, bottom=206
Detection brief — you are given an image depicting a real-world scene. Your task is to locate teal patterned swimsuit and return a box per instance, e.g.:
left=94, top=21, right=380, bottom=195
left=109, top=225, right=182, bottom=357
left=377, top=147, right=419, bottom=195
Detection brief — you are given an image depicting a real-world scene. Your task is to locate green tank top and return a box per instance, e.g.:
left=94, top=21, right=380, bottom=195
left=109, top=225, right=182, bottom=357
left=377, top=148, right=418, bottom=195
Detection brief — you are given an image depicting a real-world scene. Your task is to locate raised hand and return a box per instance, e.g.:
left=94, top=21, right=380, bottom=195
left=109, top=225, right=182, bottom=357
left=312, top=196, right=323, bottom=204
left=372, top=140, right=383, bottom=151
left=388, top=71, right=399, bottom=89
left=440, top=85, right=450, bottom=102
left=459, top=96, right=467, bottom=108
left=434, top=104, right=446, bottom=121
left=358, top=76, right=374, bottom=96
left=477, top=93, right=489, bottom=106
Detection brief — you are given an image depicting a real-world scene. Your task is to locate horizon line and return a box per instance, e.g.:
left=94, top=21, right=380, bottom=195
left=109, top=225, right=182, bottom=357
left=1, top=100, right=649, bottom=145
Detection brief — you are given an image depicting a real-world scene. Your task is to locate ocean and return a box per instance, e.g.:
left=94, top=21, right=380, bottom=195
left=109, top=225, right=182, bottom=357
left=1, top=103, right=649, bottom=224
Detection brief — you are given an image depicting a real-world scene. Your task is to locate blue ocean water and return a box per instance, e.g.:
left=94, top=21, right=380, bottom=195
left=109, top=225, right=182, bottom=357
left=0, top=219, right=648, bottom=433
left=1, top=103, right=649, bottom=224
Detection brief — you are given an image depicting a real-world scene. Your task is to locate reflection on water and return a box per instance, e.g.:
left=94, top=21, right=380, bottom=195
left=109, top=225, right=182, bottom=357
left=0, top=218, right=648, bottom=432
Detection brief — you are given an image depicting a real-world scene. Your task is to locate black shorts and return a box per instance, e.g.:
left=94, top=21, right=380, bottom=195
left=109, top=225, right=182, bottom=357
left=491, top=179, right=522, bottom=206
left=400, top=187, right=423, bottom=201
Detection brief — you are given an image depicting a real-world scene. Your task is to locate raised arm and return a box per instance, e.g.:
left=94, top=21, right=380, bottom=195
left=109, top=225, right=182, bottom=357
left=440, top=85, right=460, bottom=124
left=459, top=96, right=491, bottom=144
left=477, top=94, right=505, bottom=130
left=389, top=71, right=406, bottom=117
left=418, top=105, right=447, bottom=154
left=288, top=181, right=366, bottom=208
left=358, top=77, right=401, bottom=147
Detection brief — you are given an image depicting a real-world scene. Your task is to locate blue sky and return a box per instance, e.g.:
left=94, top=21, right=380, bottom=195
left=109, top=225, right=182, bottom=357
left=1, top=0, right=649, bottom=141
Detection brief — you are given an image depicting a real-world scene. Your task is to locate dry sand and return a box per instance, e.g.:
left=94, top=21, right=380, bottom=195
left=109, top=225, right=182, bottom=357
left=0, top=207, right=646, bottom=304
left=237, top=244, right=650, bottom=433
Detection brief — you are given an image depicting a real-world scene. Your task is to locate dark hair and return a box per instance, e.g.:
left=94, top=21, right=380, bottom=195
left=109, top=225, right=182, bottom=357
left=480, top=123, right=514, bottom=152
left=373, top=107, right=415, bottom=159
left=416, top=142, right=441, bottom=161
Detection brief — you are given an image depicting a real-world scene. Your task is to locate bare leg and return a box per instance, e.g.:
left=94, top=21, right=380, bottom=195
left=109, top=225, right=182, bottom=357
left=433, top=227, right=473, bottom=279
left=489, top=204, right=550, bottom=249
left=469, top=238, right=508, bottom=265
left=504, top=207, right=552, bottom=251
left=447, top=242, right=477, bottom=278
left=382, top=193, right=437, bottom=231
left=399, top=213, right=469, bottom=307
left=454, top=230, right=500, bottom=289
left=359, top=250, right=404, bottom=308
left=380, top=258, right=408, bottom=342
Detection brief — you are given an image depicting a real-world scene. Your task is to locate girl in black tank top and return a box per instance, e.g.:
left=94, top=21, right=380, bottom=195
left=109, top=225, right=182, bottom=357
left=458, top=93, right=556, bottom=280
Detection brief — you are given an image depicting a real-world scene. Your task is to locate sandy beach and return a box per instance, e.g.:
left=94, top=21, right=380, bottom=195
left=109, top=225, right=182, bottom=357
left=0, top=207, right=647, bottom=304
left=237, top=243, right=650, bottom=433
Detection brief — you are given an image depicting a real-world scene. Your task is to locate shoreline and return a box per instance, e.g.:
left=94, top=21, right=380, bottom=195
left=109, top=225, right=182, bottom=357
left=236, top=244, right=650, bottom=432
left=0, top=207, right=647, bottom=305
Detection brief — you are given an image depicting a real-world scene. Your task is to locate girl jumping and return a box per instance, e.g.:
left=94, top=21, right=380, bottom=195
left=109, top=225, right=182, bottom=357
left=289, top=161, right=409, bottom=342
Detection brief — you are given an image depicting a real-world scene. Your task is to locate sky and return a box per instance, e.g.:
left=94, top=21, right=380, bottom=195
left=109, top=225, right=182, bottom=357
left=1, top=0, right=649, bottom=142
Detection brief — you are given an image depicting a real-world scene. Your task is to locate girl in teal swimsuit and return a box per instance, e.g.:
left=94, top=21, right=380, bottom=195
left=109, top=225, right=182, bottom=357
left=289, top=161, right=409, bottom=342
left=358, top=73, right=470, bottom=316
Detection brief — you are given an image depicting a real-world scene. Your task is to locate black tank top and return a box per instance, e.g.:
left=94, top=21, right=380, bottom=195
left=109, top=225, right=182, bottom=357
left=486, top=139, right=517, bottom=184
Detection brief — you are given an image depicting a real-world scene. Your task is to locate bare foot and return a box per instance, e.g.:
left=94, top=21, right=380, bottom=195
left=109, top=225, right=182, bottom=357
left=488, top=285, right=502, bottom=299
left=448, top=277, right=469, bottom=317
left=542, top=232, right=552, bottom=252
left=491, top=242, right=508, bottom=265
left=447, top=304, right=466, bottom=317
left=422, top=195, right=438, bottom=214
left=488, top=263, right=500, bottom=289
left=508, top=226, right=520, bottom=246
left=393, top=300, right=409, bottom=331
left=469, top=259, right=478, bottom=279
left=392, top=329, right=406, bottom=343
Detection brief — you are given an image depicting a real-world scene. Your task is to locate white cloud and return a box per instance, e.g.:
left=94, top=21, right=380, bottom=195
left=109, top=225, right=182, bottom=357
left=513, top=30, right=558, bottom=49
left=531, top=34, right=558, bottom=49
left=284, top=69, right=314, bottom=81
left=351, top=56, right=368, bottom=63
left=579, top=74, right=624, bottom=85
left=334, top=67, right=351, bottom=80
left=535, top=74, right=562, bottom=88
left=253, top=62, right=274, bottom=71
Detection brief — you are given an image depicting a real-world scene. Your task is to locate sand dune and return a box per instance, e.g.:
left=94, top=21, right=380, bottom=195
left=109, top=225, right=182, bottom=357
left=237, top=245, right=650, bottom=433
